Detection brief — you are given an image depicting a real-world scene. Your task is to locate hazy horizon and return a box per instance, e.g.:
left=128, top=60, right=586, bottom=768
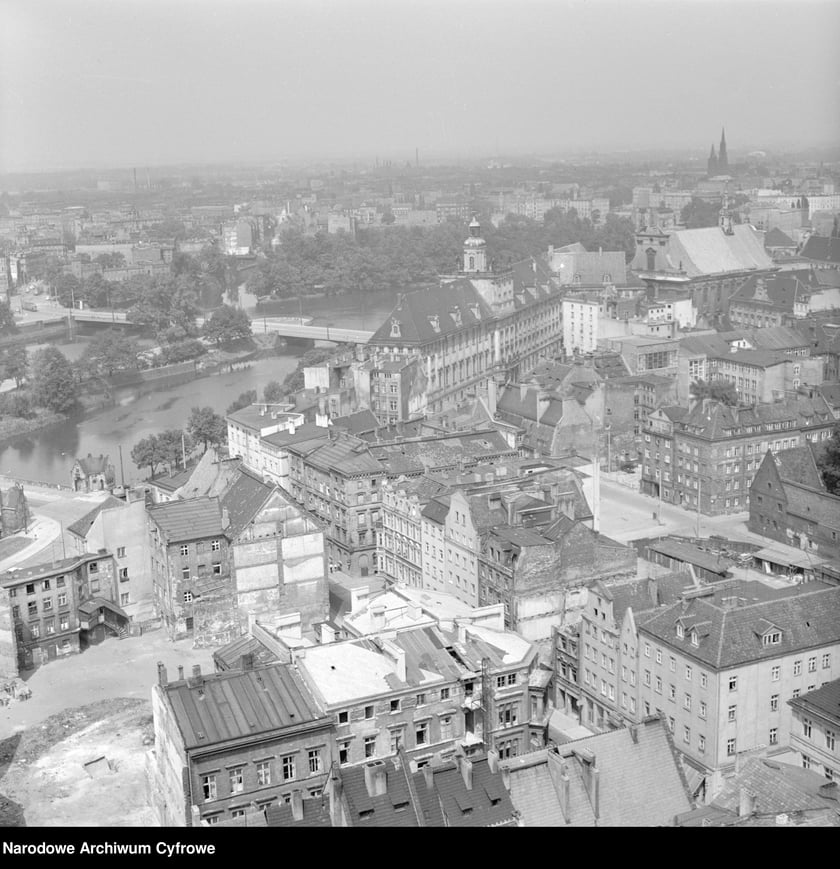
left=2, top=0, right=839, bottom=175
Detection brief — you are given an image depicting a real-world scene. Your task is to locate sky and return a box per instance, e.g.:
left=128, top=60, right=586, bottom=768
left=2, top=0, right=839, bottom=173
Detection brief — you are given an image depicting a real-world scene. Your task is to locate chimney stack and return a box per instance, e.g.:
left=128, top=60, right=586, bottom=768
left=240, top=653, right=255, bottom=671
left=371, top=604, right=386, bottom=633
left=189, top=664, right=203, bottom=688
left=486, top=749, right=500, bottom=774
left=458, top=755, right=474, bottom=790
left=738, top=787, right=756, bottom=819
left=290, top=789, right=304, bottom=822
left=177, top=665, right=185, bottom=681
left=328, top=772, right=343, bottom=827
left=157, top=662, right=168, bottom=687
left=364, top=761, right=388, bottom=797
left=423, top=764, right=434, bottom=791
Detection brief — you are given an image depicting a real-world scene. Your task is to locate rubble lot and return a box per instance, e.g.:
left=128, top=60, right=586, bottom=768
left=0, top=698, right=154, bottom=826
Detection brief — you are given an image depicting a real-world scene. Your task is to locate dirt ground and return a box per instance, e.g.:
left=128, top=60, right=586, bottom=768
left=0, top=630, right=216, bottom=826
left=0, top=699, right=154, bottom=826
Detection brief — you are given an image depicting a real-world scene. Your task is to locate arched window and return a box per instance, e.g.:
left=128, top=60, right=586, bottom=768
left=469, top=255, right=475, bottom=270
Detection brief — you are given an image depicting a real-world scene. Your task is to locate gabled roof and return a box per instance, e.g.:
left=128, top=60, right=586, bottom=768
left=664, top=224, right=774, bottom=276
left=74, top=453, right=112, bottom=475
left=764, top=227, right=796, bottom=247
left=218, top=469, right=275, bottom=539
left=161, top=663, right=327, bottom=750
left=801, top=235, right=840, bottom=265
left=147, top=496, right=224, bottom=543
left=772, top=444, right=825, bottom=491
left=640, top=583, right=840, bottom=669
left=66, top=496, right=125, bottom=539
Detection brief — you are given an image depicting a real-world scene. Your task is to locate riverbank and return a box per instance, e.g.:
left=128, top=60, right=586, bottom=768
left=0, top=336, right=282, bottom=448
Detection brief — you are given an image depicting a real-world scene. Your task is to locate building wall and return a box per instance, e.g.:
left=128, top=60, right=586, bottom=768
left=149, top=684, right=191, bottom=827
left=0, top=586, right=17, bottom=680
left=789, top=704, right=840, bottom=782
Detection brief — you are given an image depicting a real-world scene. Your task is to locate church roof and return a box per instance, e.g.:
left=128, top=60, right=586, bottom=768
left=662, top=224, right=773, bottom=277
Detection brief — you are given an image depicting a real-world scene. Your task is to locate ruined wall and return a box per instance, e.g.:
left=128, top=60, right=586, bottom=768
left=0, top=586, right=18, bottom=680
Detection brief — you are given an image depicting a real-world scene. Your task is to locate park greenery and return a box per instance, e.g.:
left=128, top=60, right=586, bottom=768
left=130, top=406, right=226, bottom=478
left=246, top=210, right=637, bottom=300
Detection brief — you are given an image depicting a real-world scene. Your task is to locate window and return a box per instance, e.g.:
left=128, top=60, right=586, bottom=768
left=684, top=694, right=692, bottom=711
left=498, top=703, right=519, bottom=727
left=339, top=742, right=350, bottom=765
left=389, top=729, right=404, bottom=754
left=44, top=618, right=55, bottom=635
left=213, top=564, right=222, bottom=575
left=769, top=728, right=778, bottom=746
left=699, top=701, right=707, bottom=719
left=119, top=568, right=129, bottom=581
left=655, top=676, right=662, bottom=694
left=43, top=598, right=53, bottom=612
left=117, top=547, right=126, bottom=558
left=229, top=768, right=244, bottom=794
left=25, top=584, right=35, bottom=595
left=700, top=672, right=707, bottom=689
left=728, top=676, right=737, bottom=691
left=728, top=705, right=737, bottom=722
left=793, top=688, right=801, bottom=698
left=201, top=774, right=217, bottom=801
left=230, top=809, right=245, bottom=819
left=699, top=735, right=706, bottom=753
left=415, top=721, right=429, bottom=746
left=211, top=539, right=221, bottom=552
left=803, top=719, right=812, bottom=739
left=364, top=736, right=376, bottom=759
left=364, top=704, right=374, bottom=720
left=180, top=545, right=189, bottom=557
left=43, top=579, right=51, bottom=591
left=282, top=755, right=296, bottom=781
left=27, top=602, right=37, bottom=617
left=440, top=687, right=450, bottom=701
left=827, top=731, right=836, bottom=751
left=88, top=562, right=98, bottom=574
left=183, top=591, right=193, bottom=603
left=771, top=665, right=780, bottom=682
left=669, top=684, right=676, bottom=702
left=60, top=615, right=69, bottom=630
left=416, top=693, right=426, bottom=707
left=644, top=670, right=651, bottom=686
left=56, top=576, right=65, bottom=587
left=308, top=749, right=322, bottom=774
left=120, top=593, right=129, bottom=606
left=676, top=623, right=684, bottom=639
left=644, top=643, right=650, bottom=658
left=390, top=699, right=401, bottom=713
left=685, top=665, right=692, bottom=681
left=30, top=623, right=40, bottom=638
left=802, top=754, right=811, bottom=770
left=669, top=657, right=676, bottom=672
left=337, top=710, right=349, bottom=724
left=727, top=739, right=736, bottom=757
left=793, top=660, right=802, bottom=676
left=763, top=632, right=781, bottom=646
left=770, top=694, right=779, bottom=712
left=655, top=649, right=662, bottom=664
left=823, top=654, right=831, bottom=670
left=683, top=726, right=691, bottom=744
left=181, top=567, right=190, bottom=581
left=808, top=657, right=817, bottom=673
left=256, top=761, right=271, bottom=786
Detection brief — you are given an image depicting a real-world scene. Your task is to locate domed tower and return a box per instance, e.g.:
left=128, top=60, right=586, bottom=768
left=463, top=215, right=488, bottom=273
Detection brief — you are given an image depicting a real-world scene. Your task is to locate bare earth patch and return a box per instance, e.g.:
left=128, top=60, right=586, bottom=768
left=0, top=698, right=153, bottom=827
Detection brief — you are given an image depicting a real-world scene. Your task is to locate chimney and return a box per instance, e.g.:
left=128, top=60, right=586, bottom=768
left=320, top=623, right=336, bottom=644
left=189, top=664, right=203, bottom=688
left=406, top=602, right=421, bottom=621
left=350, top=586, right=370, bottom=613
left=487, top=380, right=497, bottom=416
left=371, top=604, right=386, bottom=633
left=177, top=665, right=185, bottom=681
left=519, top=383, right=528, bottom=403
left=157, top=662, right=168, bottom=687
left=536, top=390, right=551, bottom=421
left=738, top=787, right=756, bottom=819
left=575, top=749, right=599, bottom=819
left=381, top=639, right=406, bottom=682
left=423, top=764, right=434, bottom=791
left=290, top=789, right=304, bottom=822
left=486, top=749, right=500, bottom=774
left=364, top=761, right=388, bottom=797
left=458, top=755, right=474, bottom=790
left=501, top=766, right=511, bottom=791
left=328, top=772, right=343, bottom=827
left=221, top=507, right=230, bottom=530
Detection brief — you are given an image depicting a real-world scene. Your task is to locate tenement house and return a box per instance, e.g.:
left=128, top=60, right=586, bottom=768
left=149, top=661, right=336, bottom=826
left=1, top=552, right=127, bottom=673
left=788, top=679, right=840, bottom=782
left=637, top=580, right=840, bottom=801
left=640, top=395, right=835, bottom=516
left=368, top=218, right=563, bottom=413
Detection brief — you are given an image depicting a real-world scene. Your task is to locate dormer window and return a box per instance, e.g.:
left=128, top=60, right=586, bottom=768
left=762, top=631, right=781, bottom=646
left=451, top=308, right=462, bottom=328
left=390, top=319, right=401, bottom=338
left=690, top=630, right=699, bottom=647
left=429, top=314, right=440, bottom=333
left=676, top=623, right=685, bottom=639
left=470, top=304, right=481, bottom=321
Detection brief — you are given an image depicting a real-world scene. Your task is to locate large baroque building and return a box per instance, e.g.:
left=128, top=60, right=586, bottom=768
left=368, top=219, right=563, bottom=413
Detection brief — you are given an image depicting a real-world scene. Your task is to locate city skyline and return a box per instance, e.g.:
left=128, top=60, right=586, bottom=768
left=2, top=0, right=839, bottom=174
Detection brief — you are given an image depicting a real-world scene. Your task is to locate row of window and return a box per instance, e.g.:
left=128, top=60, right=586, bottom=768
left=201, top=749, right=325, bottom=801
left=9, top=575, right=67, bottom=597
left=801, top=719, right=837, bottom=752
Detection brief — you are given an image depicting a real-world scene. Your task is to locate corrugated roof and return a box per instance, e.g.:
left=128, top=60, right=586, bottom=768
left=148, top=496, right=224, bottom=543
left=163, top=663, right=326, bottom=749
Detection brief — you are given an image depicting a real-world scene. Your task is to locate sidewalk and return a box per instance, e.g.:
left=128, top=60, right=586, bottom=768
left=0, top=516, right=62, bottom=573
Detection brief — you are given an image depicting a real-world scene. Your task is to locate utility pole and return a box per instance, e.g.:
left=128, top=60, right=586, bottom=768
left=118, top=444, right=126, bottom=488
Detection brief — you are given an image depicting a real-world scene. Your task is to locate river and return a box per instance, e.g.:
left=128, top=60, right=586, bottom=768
left=0, top=293, right=396, bottom=488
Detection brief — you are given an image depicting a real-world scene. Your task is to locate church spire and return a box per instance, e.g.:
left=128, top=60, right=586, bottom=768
left=718, top=127, right=728, bottom=172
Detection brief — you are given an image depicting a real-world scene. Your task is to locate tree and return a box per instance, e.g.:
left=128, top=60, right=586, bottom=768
left=93, top=252, right=126, bottom=269
left=263, top=380, right=283, bottom=403
left=816, top=426, right=840, bottom=495
left=79, top=330, right=141, bottom=378
left=131, top=435, right=163, bottom=478
left=202, top=304, right=252, bottom=345
left=681, top=198, right=723, bottom=229
left=187, top=406, right=226, bottom=452
left=53, top=272, right=81, bottom=308
left=0, top=346, right=27, bottom=387
left=690, top=378, right=740, bottom=406
left=0, top=300, right=17, bottom=335
left=158, top=429, right=192, bottom=471
left=30, top=346, right=78, bottom=413
left=227, top=390, right=257, bottom=415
